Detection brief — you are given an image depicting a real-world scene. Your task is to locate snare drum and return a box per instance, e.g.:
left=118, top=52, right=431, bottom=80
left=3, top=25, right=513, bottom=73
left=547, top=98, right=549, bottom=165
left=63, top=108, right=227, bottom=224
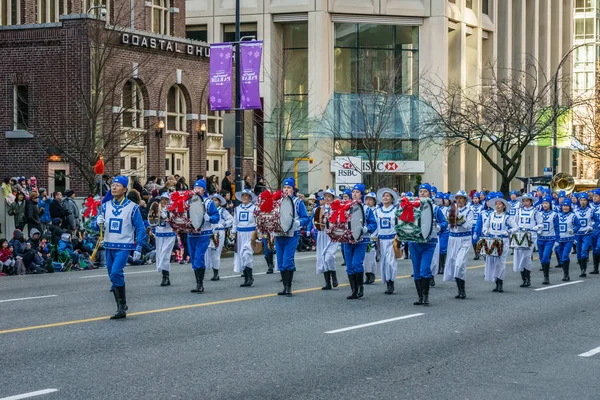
left=509, top=231, right=532, bottom=249
left=325, top=200, right=365, bottom=243
left=168, top=192, right=206, bottom=234
left=395, top=197, right=435, bottom=243
left=476, top=237, right=504, bottom=257
left=255, top=195, right=296, bottom=235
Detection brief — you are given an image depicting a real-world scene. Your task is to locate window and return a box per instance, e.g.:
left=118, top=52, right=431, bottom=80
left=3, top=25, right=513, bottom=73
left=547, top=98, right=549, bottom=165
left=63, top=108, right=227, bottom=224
left=482, top=0, right=490, bottom=15
left=81, top=0, right=109, bottom=18
left=14, top=85, right=29, bottom=130
left=151, top=0, right=170, bottom=35
left=130, top=157, right=138, bottom=170
left=37, top=0, right=72, bottom=23
left=165, top=159, right=170, bottom=170
left=120, top=157, right=126, bottom=170
left=1, top=0, right=21, bottom=25
left=166, top=86, right=187, bottom=132
left=466, top=0, right=473, bottom=9
left=122, top=80, right=144, bottom=129
left=575, top=0, right=595, bottom=12
left=206, top=160, right=209, bottom=171
left=575, top=18, right=596, bottom=39
left=186, top=25, right=208, bottom=42
left=207, top=110, right=224, bottom=134
left=223, top=23, right=257, bottom=42
left=213, top=160, right=219, bottom=172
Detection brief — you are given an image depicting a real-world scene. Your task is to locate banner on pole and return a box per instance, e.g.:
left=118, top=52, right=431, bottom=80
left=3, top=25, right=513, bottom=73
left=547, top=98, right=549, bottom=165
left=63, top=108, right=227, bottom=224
left=240, top=41, right=263, bottom=110
left=209, top=43, right=233, bottom=111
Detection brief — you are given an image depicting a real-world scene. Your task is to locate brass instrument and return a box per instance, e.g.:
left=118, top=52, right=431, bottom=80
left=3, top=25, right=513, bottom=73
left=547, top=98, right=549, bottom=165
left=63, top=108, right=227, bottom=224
left=148, top=201, right=162, bottom=226
left=90, top=224, right=103, bottom=262
left=550, top=172, right=575, bottom=195
left=448, top=201, right=458, bottom=228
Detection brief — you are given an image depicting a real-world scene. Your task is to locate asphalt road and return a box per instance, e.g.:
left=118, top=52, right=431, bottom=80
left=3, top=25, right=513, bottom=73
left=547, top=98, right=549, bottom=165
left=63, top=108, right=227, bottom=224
left=1, top=250, right=600, bottom=400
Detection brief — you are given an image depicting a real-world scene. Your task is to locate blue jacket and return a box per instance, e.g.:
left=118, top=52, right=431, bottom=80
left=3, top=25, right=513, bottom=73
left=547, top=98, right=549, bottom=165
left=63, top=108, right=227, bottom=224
left=38, top=197, right=53, bottom=224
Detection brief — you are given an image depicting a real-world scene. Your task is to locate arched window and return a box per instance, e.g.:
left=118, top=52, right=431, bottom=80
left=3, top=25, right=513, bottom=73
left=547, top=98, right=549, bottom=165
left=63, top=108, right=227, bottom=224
left=122, top=80, right=144, bottom=129
left=1, top=0, right=21, bottom=26
left=166, top=86, right=186, bottom=132
left=37, top=0, right=72, bottom=23
left=151, top=0, right=170, bottom=35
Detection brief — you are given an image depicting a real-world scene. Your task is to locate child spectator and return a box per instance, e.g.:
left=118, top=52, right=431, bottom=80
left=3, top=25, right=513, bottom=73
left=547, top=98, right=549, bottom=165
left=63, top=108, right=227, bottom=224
left=23, top=229, right=46, bottom=274
left=58, top=232, right=80, bottom=270
left=47, top=218, right=64, bottom=246
left=8, top=230, right=25, bottom=258
left=0, top=238, right=15, bottom=276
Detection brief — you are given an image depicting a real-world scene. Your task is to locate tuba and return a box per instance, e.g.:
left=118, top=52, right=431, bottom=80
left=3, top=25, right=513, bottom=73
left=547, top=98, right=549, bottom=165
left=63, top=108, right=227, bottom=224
left=550, top=172, right=575, bottom=195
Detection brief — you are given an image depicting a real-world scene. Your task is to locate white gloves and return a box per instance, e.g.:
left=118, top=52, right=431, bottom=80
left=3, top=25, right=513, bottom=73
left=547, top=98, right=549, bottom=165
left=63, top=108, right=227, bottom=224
left=472, top=233, right=478, bottom=240
left=214, top=224, right=223, bottom=230
left=204, top=214, right=211, bottom=222
left=132, top=251, right=142, bottom=261
left=293, top=220, right=300, bottom=231
left=362, top=226, right=369, bottom=235
left=435, top=224, right=441, bottom=233
left=96, top=214, right=104, bottom=225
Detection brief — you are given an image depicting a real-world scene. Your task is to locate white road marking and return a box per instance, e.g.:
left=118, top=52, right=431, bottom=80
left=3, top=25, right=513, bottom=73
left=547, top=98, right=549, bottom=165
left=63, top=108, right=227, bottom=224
left=0, top=389, right=58, bottom=400
left=79, top=270, right=156, bottom=279
left=325, top=313, right=424, bottom=334
left=0, top=295, right=57, bottom=304
left=579, top=346, right=600, bottom=357
left=221, top=272, right=267, bottom=279
left=534, top=281, right=583, bottom=291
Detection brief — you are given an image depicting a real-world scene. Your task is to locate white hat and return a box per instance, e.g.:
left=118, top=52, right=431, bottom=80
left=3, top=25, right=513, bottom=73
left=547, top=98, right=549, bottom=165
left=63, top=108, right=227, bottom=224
left=323, top=188, right=337, bottom=199
left=487, top=197, right=510, bottom=211
left=365, top=192, right=377, bottom=202
left=308, top=194, right=316, bottom=200
left=210, top=193, right=226, bottom=205
left=518, top=193, right=535, bottom=203
left=376, top=188, right=399, bottom=203
left=235, top=189, right=257, bottom=203
left=450, top=190, right=470, bottom=202
left=160, top=192, right=170, bottom=199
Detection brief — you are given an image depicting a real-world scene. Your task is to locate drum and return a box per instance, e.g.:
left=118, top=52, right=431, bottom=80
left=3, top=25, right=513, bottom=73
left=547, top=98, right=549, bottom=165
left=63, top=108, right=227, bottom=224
left=251, top=231, right=263, bottom=254
left=395, top=197, right=435, bottom=243
left=313, top=207, right=325, bottom=231
left=256, top=195, right=296, bottom=235
left=167, top=191, right=206, bottom=234
left=148, top=202, right=160, bottom=227
left=325, top=200, right=365, bottom=243
left=476, top=237, right=504, bottom=257
left=188, top=194, right=206, bottom=231
left=509, top=231, right=533, bottom=249
left=393, top=237, right=404, bottom=259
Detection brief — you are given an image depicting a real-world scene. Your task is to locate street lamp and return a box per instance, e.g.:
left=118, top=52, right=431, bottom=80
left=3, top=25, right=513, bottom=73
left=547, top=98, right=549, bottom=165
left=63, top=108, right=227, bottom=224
left=87, top=4, right=107, bottom=18
left=155, top=120, right=164, bottom=138
left=197, top=122, right=206, bottom=140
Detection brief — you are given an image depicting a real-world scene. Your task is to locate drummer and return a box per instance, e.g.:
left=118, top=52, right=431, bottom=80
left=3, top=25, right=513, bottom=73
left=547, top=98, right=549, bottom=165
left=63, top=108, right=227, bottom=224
left=343, top=183, right=377, bottom=300
left=188, top=179, right=221, bottom=294
left=316, top=188, right=339, bottom=290
left=232, top=189, right=257, bottom=287
left=482, top=194, right=517, bottom=293
left=363, top=192, right=379, bottom=285
left=206, top=193, right=233, bottom=282
left=374, top=187, right=399, bottom=295
left=153, top=192, right=175, bottom=287
left=275, top=178, right=309, bottom=297
left=443, top=190, right=474, bottom=299
left=432, top=193, right=450, bottom=285
left=513, top=193, right=542, bottom=288
left=470, top=193, right=484, bottom=260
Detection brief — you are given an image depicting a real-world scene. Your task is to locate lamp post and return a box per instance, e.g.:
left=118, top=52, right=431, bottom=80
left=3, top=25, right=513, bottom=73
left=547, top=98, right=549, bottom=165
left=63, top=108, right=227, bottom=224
left=234, top=0, right=242, bottom=198
left=155, top=120, right=164, bottom=138
left=198, top=122, right=206, bottom=140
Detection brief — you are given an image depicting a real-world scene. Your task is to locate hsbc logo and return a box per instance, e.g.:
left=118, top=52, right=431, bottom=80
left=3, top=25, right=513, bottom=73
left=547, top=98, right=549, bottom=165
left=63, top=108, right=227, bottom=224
left=385, top=162, right=398, bottom=171
left=342, top=162, right=354, bottom=169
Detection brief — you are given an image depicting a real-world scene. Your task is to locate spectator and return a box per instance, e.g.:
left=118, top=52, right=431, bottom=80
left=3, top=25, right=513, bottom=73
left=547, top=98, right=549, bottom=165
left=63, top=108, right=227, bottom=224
left=23, top=228, right=45, bottom=274
left=63, top=189, right=80, bottom=231
left=26, top=191, right=42, bottom=234
left=8, top=192, right=27, bottom=231
left=244, top=175, right=253, bottom=190
left=47, top=218, right=64, bottom=246
left=50, top=192, right=67, bottom=220
left=208, top=175, right=219, bottom=195
left=223, top=191, right=234, bottom=216
left=254, top=176, right=267, bottom=196
left=16, top=177, right=28, bottom=197
left=2, top=178, right=15, bottom=204
left=221, top=171, right=233, bottom=197
left=8, top=230, right=25, bottom=260
left=144, top=176, right=157, bottom=192
left=132, top=176, right=144, bottom=193
left=0, top=238, right=16, bottom=276
left=175, top=177, right=189, bottom=191
left=38, top=188, right=52, bottom=232
left=127, top=189, right=141, bottom=204
left=100, top=174, right=111, bottom=196
left=58, top=232, right=80, bottom=270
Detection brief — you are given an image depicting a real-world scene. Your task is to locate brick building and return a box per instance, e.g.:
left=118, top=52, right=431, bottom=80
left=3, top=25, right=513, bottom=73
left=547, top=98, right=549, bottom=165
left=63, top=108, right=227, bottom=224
left=0, top=0, right=239, bottom=194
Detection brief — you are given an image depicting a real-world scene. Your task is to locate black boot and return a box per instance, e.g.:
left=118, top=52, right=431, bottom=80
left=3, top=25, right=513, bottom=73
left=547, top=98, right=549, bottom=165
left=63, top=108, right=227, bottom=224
left=210, top=268, right=220, bottom=281
left=473, top=245, right=480, bottom=260
left=365, top=272, right=375, bottom=285
left=240, top=267, right=253, bottom=287
left=346, top=274, right=358, bottom=299
left=497, top=279, right=504, bottom=293
left=384, top=280, right=391, bottom=295
left=421, top=277, right=430, bottom=305
left=493, top=278, right=499, bottom=292
left=591, top=254, right=600, bottom=274
left=413, top=279, right=423, bottom=305
left=525, top=269, right=531, bottom=287
left=160, top=270, right=170, bottom=286
left=266, top=253, right=274, bottom=274
left=430, top=276, right=436, bottom=287
left=458, top=279, right=466, bottom=299
left=562, top=260, right=570, bottom=282
left=519, top=271, right=527, bottom=287
left=286, top=270, right=294, bottom=296
left=388, top=280, right=395, bottom=295
left=278, top=270, right=289, bottom=295
left=110, top=285, right=127, bottom=319
left=542, top=264, right=550, bottom=285
left=455, top=280, right=462, bottom=299
left=191, top=268, right=205, bottom=293
left=356, top=272, right=364, bottom=298
left=438, top=253, right=446, bottom=275
left=331, top=271, right=339, bottom=287
left=554, top=251, right=561, bottom=268
left=580, top=259, right=587, bottom=278
left=322, top=271, right=332, bottom=290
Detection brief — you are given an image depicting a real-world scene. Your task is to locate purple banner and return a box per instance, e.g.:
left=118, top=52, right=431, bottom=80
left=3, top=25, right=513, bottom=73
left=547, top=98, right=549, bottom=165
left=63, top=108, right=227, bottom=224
left=209, top=43, right=233, bottom=111
left=240, top=41, right=263, bottom=110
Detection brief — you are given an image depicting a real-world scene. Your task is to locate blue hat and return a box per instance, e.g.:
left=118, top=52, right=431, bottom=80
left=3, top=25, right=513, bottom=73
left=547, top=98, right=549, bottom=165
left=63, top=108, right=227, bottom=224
left=562, top=198, right=573, bottom=208
left=450, top=190, right=470, bottom=202
left=406, top=191, right=413, bottom=197
left=283, top=177, right=296, bottom=188
left=343, top=189, right=352, bottom=197
left=592, top=189, right=600, bottom=196
left=418, top=183, right=432, bottom=194
left=558, top=190, right=566, bottom=198
left=536, top=186, right=544, bottom=192
left=472, top=192, right=480, bottom=199
left=431, top=186, right=438, bottom=193
left=194, top=179, right=207, bottom=190
left=352, top=183, right=366, bottom=194
left=519, top=193, right=535, bottom=202
left=580, top=192, right=589, bottom=200
left=112, top=175, right=129, bottom=189
left=509, top=190, right=518, bottom=196
left=542, top=195, right=553, bottom=204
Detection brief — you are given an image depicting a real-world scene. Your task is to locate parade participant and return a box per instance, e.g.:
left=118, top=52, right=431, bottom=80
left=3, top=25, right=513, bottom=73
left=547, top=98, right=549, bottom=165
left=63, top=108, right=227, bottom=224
left=479, top=192, right=488, bottom=210
left=431, top=186, right=438, bottom=200
left=410, top=184, right=447, bottom=305
left=275, top=178, right=309, bottom=297
left=482, top=195, right=517, bottom=293
left=207, top=193, right=233, bottom=281
left=508, top=190, right=520, bottom=218
left=96, top=176, right=147, bottom=319
left=152, top=193, right=176, bottom=287
left=557, top=199, right=581, bottom=281
left=374, top=188, right=399, bottom=294
left=316, top=189, right=339, bottom=290
left=538, top=196, right=559, bottom=285
left=474, top=192, right=498, bottom=259
left=343, top=183, right=377, bottom=300
left=444, top=190, right=473, bottom=299
left=342, top=189, right=351, bottom=201
left=590, top=189, right=600, bottom=274
left=363, top=192, right=378, bottom=285
left=470, top=192, right=484, bottom=260
left=402, top=191, right=414, bottom=259
left=433, top=193, right=450, bottom=282
left=232, top=189, right=257, bottom=287
left=513, top=194, right=542, bottom=288
left=574, top=192, right=597, bottom=277
left=188, top=179, right=220, bottom=293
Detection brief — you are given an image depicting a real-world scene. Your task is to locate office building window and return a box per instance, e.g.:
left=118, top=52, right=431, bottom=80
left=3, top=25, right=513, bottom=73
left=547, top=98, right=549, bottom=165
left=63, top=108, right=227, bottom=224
left=166, top=85, right=187, bottom=132
left=575, top=17, right=596, bottom=39
left=37, top=0, right=72, bottom=23
left=14, top=85, right=29, bottom=130
left=1, top=0, right=21, bottom=25
left=575, top=0, right=595, bottom=12
left=223, top=23, right=257, bottom=42
left=151, top=0, right=170, bottom=35
left=122, top=80, right=144, bottom=129
left=187, top=25, right=208, bottom=42
left=466, top=0, right=473, bottom=9
left=482, top=0, right=490, bottom=15
left=213, top=160, right=219, bottom=172
left=207, top=110, right=223, bottom=134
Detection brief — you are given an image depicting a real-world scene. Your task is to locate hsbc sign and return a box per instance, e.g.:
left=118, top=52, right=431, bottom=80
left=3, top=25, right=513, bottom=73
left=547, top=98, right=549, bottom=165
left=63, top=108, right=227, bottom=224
left=331, top=157, right=362, bottom=191
left=362, top=160, right=425, bottom=174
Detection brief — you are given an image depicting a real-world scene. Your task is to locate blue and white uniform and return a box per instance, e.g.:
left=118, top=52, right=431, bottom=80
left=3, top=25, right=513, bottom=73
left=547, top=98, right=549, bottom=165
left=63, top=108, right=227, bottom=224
left=316, top=200, right=337, bottom=274
left=373, top=202, right=398, bottom=284
left=206, top=197, right=233, bottom=272
left=482, top=208, right=517, bottom=283
left=232, top=201, right=256, bottom=273
left=537, top=206, right=559, bottom=266
left=575, top=199, right=596, bottom=265
left=153, top=198, right=176, bottom=274
left=513, top=201, right=542, bottom=273
left=187, top=186, right=220, bottom=272
left=363, top=199, right=378, bottom=277
left=557, top=200, right=581, bottom=281
left=342, top=197, right=377, bottom=276
left=444, top=193, right=474, bottom=282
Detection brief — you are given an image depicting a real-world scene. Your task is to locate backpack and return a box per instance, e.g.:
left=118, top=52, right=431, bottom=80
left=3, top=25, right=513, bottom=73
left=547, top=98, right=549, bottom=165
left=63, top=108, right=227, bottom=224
left=15, top=258, right=26, bottom=275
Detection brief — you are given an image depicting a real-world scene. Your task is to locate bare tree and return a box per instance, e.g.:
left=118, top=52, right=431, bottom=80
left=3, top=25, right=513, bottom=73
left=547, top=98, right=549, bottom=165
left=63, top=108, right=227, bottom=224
left=420, top=61, right=579, bottom=195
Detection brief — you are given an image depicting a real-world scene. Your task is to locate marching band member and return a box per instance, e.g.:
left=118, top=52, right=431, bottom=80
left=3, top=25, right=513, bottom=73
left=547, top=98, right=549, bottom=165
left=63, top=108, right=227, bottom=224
left=316, top=189, right=339, bottom=290
left=574, top=193, right=597, bottom=277
left=513, top=194, right=542, bottom=288
left=557, top=199, right=581, bottom=281
left=402, top=191, right=414, bottom=260
left=232, top=189, right=257, bottom=287
left=276, top=178, right=309, bottom=297
left=188, top=180, right=220, bottom=293
left=343, top=183, right=377, bottom=300
left=508, top=191, right=520, bottom=217
left=410, top=184, right=447, bottom=306
left=364, top=192, right=378, bottom=285
left=96, top=176, right=147, bottom=319
left=470, top=193, right=484, bottom=260
left=433, top=193, right=450, bottom=284
left=443, top=190, right=473, bottom=299
left=590, top=189, right=600, bottom=274
left=153, top=192, right=175, bottom=287
left=538, top=196, right=559, bottom=285
left=374, top=188, right=399, bottom=295
left=207, top=193, right=233, bottom=281
left=482, top=195, right=517, bottom=293
left=473, top=192, right=496, bottom=260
